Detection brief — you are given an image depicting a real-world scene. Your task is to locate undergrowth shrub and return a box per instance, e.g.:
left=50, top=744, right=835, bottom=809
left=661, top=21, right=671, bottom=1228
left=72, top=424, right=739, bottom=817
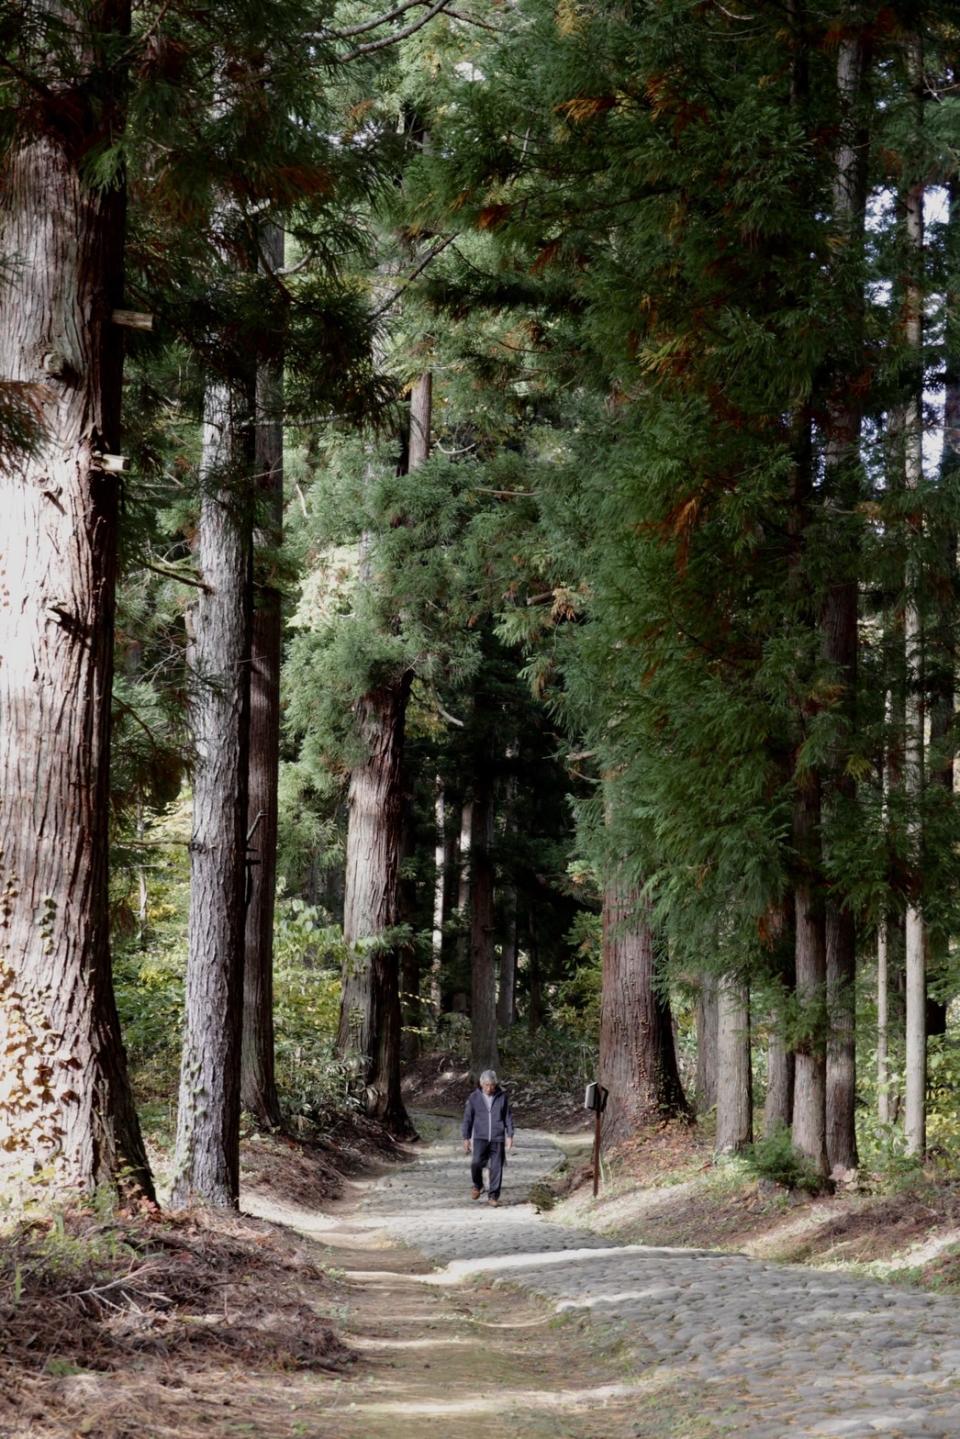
left=746, top=1124, right=828, bottom=1195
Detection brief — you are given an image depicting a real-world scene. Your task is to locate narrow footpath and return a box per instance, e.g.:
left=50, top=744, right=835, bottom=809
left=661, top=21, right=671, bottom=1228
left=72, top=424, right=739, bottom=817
left=248, top=1119, right=960, bottom=1439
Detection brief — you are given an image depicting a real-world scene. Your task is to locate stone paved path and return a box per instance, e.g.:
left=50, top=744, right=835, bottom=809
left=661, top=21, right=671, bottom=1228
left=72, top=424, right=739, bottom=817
left=354, top=1119, right=960, bottom=1438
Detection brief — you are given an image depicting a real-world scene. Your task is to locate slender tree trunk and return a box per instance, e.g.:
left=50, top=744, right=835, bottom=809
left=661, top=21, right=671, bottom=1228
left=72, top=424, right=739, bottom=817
left=451, top=798, right=473, bottom=1013
left=695, top=974, right=719, bottom=1113
left=902, top=38, right=926, bottom=1158
left=336, top=677, right=414, bottom=1135
left=0, top=9, right=154, bottom=1199
left=240, top=219, right=284, bottom=1130
left=497, top=888, right=518, bottom=1030
left=715, top=978, right=752, bottom=1154
left=599, top=879, right=690, bottom=1144
left=399, top=795, right=421, bottom=1062
left=429, top=778, right=446, bottom=1014
left=792, top=777, right=829, bottom=1174
left=470, top=775, right=497, bottom=1076
left=821, top=32, right=868, bottom=1177
left=877, top=915, right=890, bottom=1125
left=527, top=912, right=543, bottom=1034
left=763, top=897, right=796, bottom=1135
left=172, top=379, right=252, bottom=1208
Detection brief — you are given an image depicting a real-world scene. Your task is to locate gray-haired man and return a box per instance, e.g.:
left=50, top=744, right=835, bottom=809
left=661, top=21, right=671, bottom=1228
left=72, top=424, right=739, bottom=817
left=462, top=1069, right=514, bottom=1206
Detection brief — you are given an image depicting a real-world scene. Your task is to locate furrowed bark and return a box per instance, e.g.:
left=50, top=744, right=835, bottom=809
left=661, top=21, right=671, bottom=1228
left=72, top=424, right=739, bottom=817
left=0, top=0, right=153, bottom=1200
left=599, top=878, right=689, bottom=1144
left=171, top=378, right=252, bottom=1209
left=336, top=676, right=413, bottom=1134
left=241, top=219, right=284, bottom=1130
left=716, top=977, right=752, bottom=1155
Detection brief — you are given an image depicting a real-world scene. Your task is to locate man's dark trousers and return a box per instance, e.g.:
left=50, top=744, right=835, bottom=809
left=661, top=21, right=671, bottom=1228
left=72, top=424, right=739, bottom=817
left=471, top=1139, right=505, bottom=1199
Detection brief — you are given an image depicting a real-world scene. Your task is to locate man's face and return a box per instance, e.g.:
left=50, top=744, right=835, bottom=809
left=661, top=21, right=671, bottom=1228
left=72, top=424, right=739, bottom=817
left=481, top=1081, right=496, bottom=1095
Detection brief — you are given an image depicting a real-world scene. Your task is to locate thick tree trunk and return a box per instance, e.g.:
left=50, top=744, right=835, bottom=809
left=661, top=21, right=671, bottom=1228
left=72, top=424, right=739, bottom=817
left=0, top=19, right=153, bottom=1199
left=715, top=978, right=752, bottom=1154
left=240, top=219, right=284, bottom=1130
left=171, top=380, right=252, bottom=1208
left=336, top=678, right=414, bottom=1136
left=792, top=777, right=829, bottom=1174
left=599, top=880, right=690, bottom=1144
left=902, top=40, right=925, bottom=1158
left=695, top=974, right=719, bottom=1113
left=469, top=777, right=497, bottom=1076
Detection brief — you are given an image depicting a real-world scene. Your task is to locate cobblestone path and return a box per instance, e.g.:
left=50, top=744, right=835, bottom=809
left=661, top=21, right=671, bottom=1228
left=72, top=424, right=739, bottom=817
left=355, top=1119, right=960, bottom=1438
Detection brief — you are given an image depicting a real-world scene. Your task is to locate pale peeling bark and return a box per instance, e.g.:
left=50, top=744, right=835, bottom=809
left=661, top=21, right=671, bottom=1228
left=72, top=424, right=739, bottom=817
left=469, top=777, right=497, bottom=1077
left=599, top=879, right=689, bottom=1145
left=241, top=220, right=284, bottom=1130
left=171, top=382, right=251, bottom=1208
left=0, top=11, right=153, bottom=1200
left=716, top=978, right=752, bottom=1155
left=336, top=678, right=413, bottom=1135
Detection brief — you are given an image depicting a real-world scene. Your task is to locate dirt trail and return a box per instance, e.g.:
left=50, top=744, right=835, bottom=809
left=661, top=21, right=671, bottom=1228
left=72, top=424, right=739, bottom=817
left=240, top=1144, right=664, bottom=1439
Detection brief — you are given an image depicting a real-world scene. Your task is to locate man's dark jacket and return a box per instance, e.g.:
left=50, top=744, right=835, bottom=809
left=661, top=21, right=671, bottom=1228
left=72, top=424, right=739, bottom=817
left=462, top=1086, right=514, bottom=1144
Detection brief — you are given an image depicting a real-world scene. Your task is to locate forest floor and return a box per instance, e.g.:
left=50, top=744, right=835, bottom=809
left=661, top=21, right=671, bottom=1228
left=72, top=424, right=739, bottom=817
left=7, top=1092, right=960, bottom=1438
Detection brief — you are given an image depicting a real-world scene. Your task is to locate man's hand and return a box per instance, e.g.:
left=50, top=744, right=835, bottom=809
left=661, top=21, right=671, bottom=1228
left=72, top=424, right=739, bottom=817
left=463, top=1139, right=471, bottom=1153
left=506, top=1137, right=514, bottom=1151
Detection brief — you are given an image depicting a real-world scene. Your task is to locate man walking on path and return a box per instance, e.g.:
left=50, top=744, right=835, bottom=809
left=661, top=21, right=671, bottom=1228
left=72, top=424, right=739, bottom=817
left=462, top=1070, right=514, bottom=1205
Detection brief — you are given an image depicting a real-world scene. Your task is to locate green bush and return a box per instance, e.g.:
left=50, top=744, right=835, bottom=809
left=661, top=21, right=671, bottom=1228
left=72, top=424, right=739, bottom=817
left=745, top=1124, right=828, bottom=1195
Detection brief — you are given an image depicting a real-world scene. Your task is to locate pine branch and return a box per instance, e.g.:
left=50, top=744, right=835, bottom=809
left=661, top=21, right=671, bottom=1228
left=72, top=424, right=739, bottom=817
left=142, top=561, right=212, bottom=593
left=340, top=0, right=453, bottom=61
left=370, top=235, right=458, bottom=318
left=322, top=0, right=440, bottom=41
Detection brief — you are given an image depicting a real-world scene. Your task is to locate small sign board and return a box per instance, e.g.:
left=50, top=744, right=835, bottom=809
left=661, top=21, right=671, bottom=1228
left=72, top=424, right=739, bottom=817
left=584, top=1082, right=609, bottom=1113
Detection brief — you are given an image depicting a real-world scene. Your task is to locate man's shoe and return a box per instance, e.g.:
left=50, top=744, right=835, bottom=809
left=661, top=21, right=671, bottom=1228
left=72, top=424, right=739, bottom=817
left=471, top=1187, right=482, bottom=1200
left=488, top=1197, right=500, bottom=1207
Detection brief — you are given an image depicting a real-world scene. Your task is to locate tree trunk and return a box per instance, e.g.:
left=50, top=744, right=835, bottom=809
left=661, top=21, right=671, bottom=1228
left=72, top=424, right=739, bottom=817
left=902, top=38, right=926, bottom=1158
left=336, top=677, right=414, bottom=1134
left=715, top=978, right=752, bottom=1155
left=695, top=974, right=719, bottom=1113
left=429, top=778, right=446, bottom=1015
left=399, top=796, right=421, bottom=1062
left=469, top=776, right=497, bottom=1076
left=792, top=777, right=829, bottom=1174
left=599, top=879, right=690, bottom=1144
left=0, top=15, right=153, bottom=1199
left=497, top=887, right=518, bottom=1030
left=765, top=1030, right=795, bottom=1137
left=826, top=906, right=858, bottom=1174
left=821, top=31, right=868, bottom=1178
left=240, top=219, right=284, bottom=1130
left=171, top=377, right=252, bottom=1209
left=763, top=897, right=795, bottom=1136
left=527, top=912, right=543, bottom=1035
left=450, top=798, right=473, bottom=1013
